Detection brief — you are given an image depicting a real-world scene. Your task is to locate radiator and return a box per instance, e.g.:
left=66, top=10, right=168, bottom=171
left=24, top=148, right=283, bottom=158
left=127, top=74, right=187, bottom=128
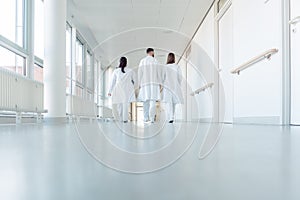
left=0, top=68, right=44, bottom=113
left=66, top=94, right=97, bottom=117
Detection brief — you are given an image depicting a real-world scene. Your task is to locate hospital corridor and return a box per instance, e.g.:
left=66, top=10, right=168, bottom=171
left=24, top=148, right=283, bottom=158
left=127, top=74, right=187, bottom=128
left=1, top=0, right=300, bottom=199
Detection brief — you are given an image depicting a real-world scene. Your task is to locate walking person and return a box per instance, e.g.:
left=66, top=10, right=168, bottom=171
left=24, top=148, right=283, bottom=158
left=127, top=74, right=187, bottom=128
left=138, top=48, right=162, bottom=123
left=161, top=53, right=184, bottom=123
left=108, top=57, right=136, bottom=123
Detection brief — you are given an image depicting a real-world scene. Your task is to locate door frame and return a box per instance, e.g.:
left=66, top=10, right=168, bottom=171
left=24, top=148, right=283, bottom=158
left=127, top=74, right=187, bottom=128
left=214, top=0, right=233, bottom=123
left=282, top=0, right=291, bottom=125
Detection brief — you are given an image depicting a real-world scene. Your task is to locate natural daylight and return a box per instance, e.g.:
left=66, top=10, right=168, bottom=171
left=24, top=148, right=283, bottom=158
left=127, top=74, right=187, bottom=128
left=0, top=0, right=300, bottom=200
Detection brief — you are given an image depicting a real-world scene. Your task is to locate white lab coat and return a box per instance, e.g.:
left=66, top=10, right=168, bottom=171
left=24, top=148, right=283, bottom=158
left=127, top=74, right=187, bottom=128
left=108, top=68, right=136, bottom=104
left=138, top=56, right=162, bottom=102
left=161, top=63, right=184, bottom=104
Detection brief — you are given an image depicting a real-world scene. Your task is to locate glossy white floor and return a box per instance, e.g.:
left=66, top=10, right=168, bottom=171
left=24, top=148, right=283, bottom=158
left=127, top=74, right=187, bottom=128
left=0, top=121, right=300, bottom=200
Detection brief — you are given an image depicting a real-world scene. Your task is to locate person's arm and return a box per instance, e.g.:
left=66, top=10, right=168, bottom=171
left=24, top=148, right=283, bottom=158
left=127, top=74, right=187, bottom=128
left=108, top=70, right=117, bottom=96
left=131, top=70, right=137, bottom=89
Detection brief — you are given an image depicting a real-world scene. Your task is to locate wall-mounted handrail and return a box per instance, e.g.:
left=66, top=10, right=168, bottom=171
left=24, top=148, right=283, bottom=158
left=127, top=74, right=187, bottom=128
left=289, top=16, right=300, bottom=25
left=231, top=48, right=279, bottom=75
left=191, top=83, right=214, bottom=96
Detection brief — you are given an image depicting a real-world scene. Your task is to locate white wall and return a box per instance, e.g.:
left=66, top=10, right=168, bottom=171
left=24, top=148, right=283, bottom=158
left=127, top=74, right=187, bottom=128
left=219, top=6, right=234, bottom=123
left=232, top=0, right=283, bottom=124
left=291, top=0, right=300, bottom=124
left=187, top=8, right=215, bottom=121
left=185, top=0, right=284, bottom=125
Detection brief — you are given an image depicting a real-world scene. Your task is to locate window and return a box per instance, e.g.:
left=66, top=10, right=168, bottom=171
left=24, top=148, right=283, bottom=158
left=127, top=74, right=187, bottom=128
left=65, top=25, right=98, bottom=99
left=66, top=24, right=72, bottom=94
left=34, top=0, right=44, bottom=59
left=73, top=38, right=84, bottom=97
left=75, top=84, right=83, bottom=97
left=0, top=45, right=25, bottom=74
left=75, top=39, right=84, bottom=84
left=87, top=90, right=93, bottom=101
left=34, top=63, right=43, bottom=82
left=86, top=51, right=93, bottom=90
left=105, top=67, right=113, bottom=96
left=0, top=0, right=24, bottom=47
left=94, top=60, right=99, bottom=104
left=66, top=79, right=71, bottom=94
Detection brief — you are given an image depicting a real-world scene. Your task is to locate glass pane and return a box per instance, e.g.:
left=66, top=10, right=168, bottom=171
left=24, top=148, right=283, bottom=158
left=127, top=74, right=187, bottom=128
left=86, top=52, right=93, bottom=89
left=66, top=24, right=72, bottom=78
left=34, top=63, right=43, bottom=82
left=66, top=78, right=71, bottom=94
left=75, top=39, right=83, bottom=84
left=94, top=60, right=99, bottom=104
left=0, top=0, right=24, bottom=46
left=34, top=0, right=44, bottom=59
left=105, top=67, right=113, bottom=95
left=0, top=45, right=25, bottom=75
left=75, top=84, right=83, bottom=97
left=87, top=91, right=93, bottom=101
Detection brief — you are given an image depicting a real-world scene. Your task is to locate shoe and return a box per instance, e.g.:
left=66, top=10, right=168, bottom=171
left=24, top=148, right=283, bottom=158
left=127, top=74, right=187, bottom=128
left=169, top=120, right=174, bottom=123
left=123, top=121, right=128, bottom=123
left=150, top=120, right=155, bottom=123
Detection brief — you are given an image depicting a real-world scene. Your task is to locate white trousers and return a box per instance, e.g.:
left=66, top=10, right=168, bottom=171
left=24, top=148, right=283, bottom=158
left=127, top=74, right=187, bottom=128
left=166, top=103, right=176, bottom=121
left=117, top=103, right=129, bottom=122
left=143, top=100, right=156, bottom=121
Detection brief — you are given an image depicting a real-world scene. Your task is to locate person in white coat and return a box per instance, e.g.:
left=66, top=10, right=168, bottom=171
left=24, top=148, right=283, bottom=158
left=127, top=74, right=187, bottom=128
left=161, top=53, right=184, bottom=123
left=108, top=57, right=136, bottom=123
left=138, top=48, right=162, bottom=123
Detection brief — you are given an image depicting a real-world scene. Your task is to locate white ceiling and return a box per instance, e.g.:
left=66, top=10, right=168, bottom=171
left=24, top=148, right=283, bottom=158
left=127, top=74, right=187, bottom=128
left=68, top=0, right=214, bottom=67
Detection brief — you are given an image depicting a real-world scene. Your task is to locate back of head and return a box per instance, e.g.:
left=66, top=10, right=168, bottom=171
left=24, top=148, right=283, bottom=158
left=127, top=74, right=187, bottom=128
left=167, top=53, right=175, bottom=64
left=146, top=48, right=155, bottom=57
left=119, top=57, right=127, bottom=73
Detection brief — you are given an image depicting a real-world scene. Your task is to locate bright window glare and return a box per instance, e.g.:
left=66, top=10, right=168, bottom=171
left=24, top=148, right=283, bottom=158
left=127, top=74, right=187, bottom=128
left=34, top=63, right=43, bottom=82
left=0, top=0, right=24, bottom=46
left=86, top=52, right=93, bottom=90
left=0, top=45, right=25, bottom=75
left=75, top=39, right=83, bottom=84
left=34, top=0, right=44, bottom=59
left=66, top=25, right=72, bottom=78
left=66, top=25, right=72, bottom=94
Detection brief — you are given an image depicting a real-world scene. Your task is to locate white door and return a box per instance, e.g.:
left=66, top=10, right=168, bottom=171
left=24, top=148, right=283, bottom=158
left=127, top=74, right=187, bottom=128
left=218, top=6, right=234, bottom=123
left=291, top=0, right=300, bottom=125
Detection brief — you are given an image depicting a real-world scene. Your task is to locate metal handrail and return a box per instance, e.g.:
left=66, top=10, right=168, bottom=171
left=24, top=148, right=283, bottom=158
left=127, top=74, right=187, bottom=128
left=231, top=48, right=279, bottom=75
left=289, top=16, right=300, bottom=25
left=191, top=83, right=214, bottom=96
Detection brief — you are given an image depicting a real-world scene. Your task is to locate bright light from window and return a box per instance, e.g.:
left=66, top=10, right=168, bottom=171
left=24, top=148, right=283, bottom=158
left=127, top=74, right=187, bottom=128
left=75, top=39, right=84, bottom=84
left=34, top=0, right=44, bottom=59
left=0, top=45, right=25, bottom=74
left=0, top=0, right=24, bottom=46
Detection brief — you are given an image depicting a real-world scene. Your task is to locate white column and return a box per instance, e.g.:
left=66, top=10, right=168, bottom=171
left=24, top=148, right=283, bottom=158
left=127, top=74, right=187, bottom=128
left=44, top=0, right=66, bottom=118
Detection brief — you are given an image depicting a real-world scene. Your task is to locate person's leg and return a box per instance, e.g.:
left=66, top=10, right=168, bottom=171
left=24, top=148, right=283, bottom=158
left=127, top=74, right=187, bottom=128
left=117, top=103, right=123, bottom=121
left=122, top=103, right=129, bottom=122
left=167, top=102, right=176, bottom=123
left=172, top=103, right=176, bottom=121
left=143, top=100, right=150, bottom=122
left=149, top=100, right=156, bottom=122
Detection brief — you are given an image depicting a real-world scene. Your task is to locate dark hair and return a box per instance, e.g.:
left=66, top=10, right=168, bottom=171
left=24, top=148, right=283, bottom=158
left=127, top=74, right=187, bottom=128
left=146, top=48, right=154, bottom=54
left=119, top=57, right=127, bottom=73
left=167, top=53, right=175, bottom=64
